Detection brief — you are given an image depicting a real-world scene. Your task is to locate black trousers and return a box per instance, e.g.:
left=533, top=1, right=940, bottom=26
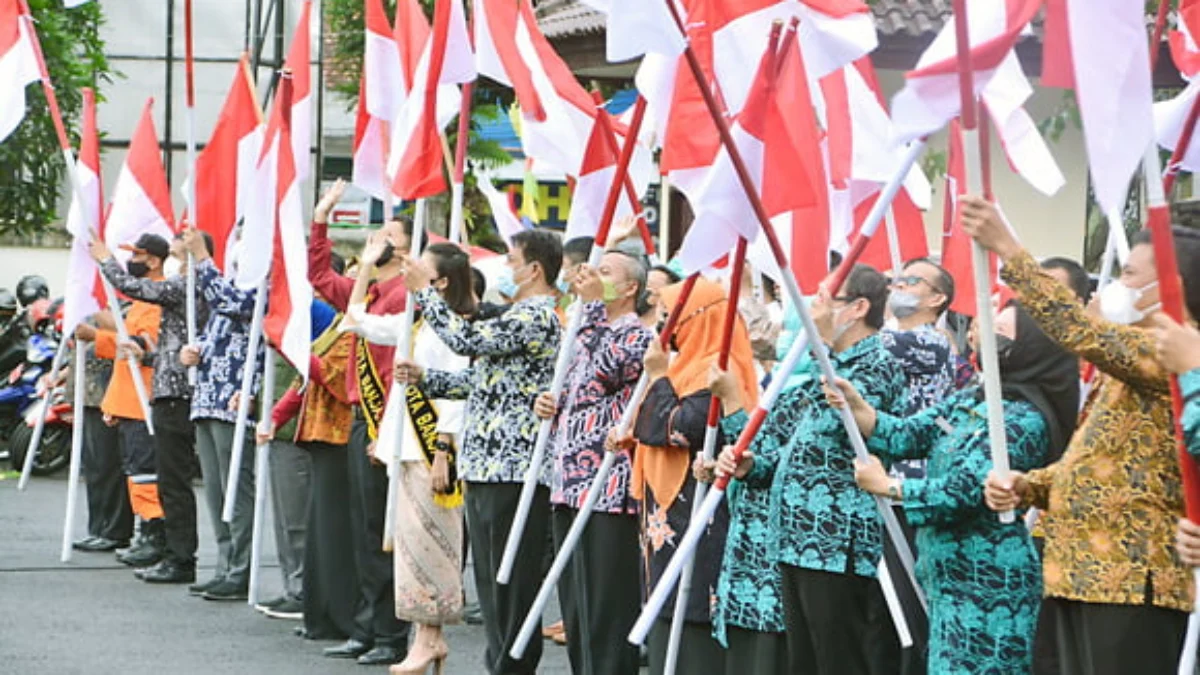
left=646, top=617, right=726, bottom=675
left=465, top=481, right=549, bottom=675
left=551, top=506, right=641, bottom=675
left=722, top=626, right=787, bottom=675
left=780, top=563, right=874, bottom=675
left=1032, top=538, right=1060, bottom=675
left=152, top=399, right=198, bottom=567
left=1051, top=597, right=1189, bottom=675
left=347, top=418, right=409, bottom=648
left=82, top=407, right=132, bottom=541
left=866, top=506, right=926, bottom=675
left=301, top=441, right=359, bottom=640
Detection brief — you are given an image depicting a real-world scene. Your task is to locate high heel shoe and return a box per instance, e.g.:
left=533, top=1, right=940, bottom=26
left=389, top=640, right=448, bottom=675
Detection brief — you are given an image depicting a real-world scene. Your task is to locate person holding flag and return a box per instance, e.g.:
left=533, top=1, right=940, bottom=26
left=826, top=299, right=1079, bottom=674
left=81, top=234, right=166, bottom=572
left=532, top=250, right=653, bottom=675
left=965, top=196, right=1200, bottom=675
left=716, top=266, right=902, bottom=675
left=179, top=228, right=262, bottom=603
left=1158, top=316, right=1200, bottom=564
left=91, top=230, right=211, bottom=584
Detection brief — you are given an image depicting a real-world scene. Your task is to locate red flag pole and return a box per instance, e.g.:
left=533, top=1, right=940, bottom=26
left=950, top=0, right=1015, bottom=524
left=448, top=1, right=474, bottom=244
left=508, top=271, right=700, bottom=660
left=496, top=88, right=650, bottom=585
left=591, top=92, right=658, bottom=259
left=629, top=14, right=926, bottom=647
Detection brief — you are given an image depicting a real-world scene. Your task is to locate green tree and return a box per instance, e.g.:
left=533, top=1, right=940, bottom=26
left=0, top=1, right=110, bottom=236
left=325, top=0, right=513, bottom=245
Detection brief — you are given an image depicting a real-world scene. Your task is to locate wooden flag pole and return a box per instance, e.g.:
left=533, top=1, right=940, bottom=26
left=951, top=0, right=1014, bottom=524
left=508, top=273, right=700, bottom=660
left=629, top=14, right=925, bottom=647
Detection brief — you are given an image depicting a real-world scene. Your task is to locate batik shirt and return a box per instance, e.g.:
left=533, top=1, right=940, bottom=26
left=880, top=325, right=956, bottom=478
left=192, top=259, right=263, bottom=423
left=548, top=301, right=652, bottom=515
left=101, top=259, right=208, bottom=402
left=871, top=391, right=1047, bottom=674
left=712, top=409, right=786, bottom=645
left=419, top=288, right=560, bottom=484
left=1185, top=369, right=1200, bottom=458
left=1002, top=251, right=1193, bottom=612
left=744, top=334, right=904, bottom=577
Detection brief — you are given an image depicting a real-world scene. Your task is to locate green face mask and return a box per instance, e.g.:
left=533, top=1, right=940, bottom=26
left=602, top=280, right=621, bottom=303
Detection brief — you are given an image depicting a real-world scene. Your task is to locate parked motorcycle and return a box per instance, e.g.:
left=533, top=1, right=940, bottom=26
left=2, top=298, right=72, bottom=476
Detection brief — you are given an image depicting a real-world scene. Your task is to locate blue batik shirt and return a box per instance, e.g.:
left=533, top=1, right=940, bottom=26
left=745, top=333, right=905, bottom=578
left=881, top=325, right=956, bottom=478
left=1184, top=368, right=1200, bottom=459
left=192, top=259, right=264, bottom=423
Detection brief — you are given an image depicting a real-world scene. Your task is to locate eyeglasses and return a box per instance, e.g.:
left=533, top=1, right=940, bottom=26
left=892, top=275, right=945, bottom=295
left=831, top=295, right=862, bottom=304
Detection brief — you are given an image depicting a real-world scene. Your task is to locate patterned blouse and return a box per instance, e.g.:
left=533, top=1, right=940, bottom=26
left=871, top=392, right=1047, bottom=674
left=548, top=301, right=652, bottom=515
left=1002, top=251, right=1193, bottom=612
left=744, top=334, right=904, bottom=577
left=192, top=259, right=264, bottom=424
left=1185, top=369, right=1200, bottom=457
left=880, top=325, right=957, bottom=479
left=100, top=259, right=208, bottom=402
left=419, top=287, right=561, bottom=484
left=712, top=410, right=786, bottom=644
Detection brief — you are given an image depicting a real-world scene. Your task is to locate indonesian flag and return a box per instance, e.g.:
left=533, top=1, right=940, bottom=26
left=1040, top=0, right=1151, bottom=217
left=262, top=76, right=312, bottom=384
left=390, top=0, right=475, bottom=200
left=351, top=0, right=403, bottom=201
left=578, top=0, right=685, bottom=62
left=193, top=55, right=264, bottom=273
left=677, top=27, right=824, bottom=277
left=563, top=110, right=640, bottom=242
left=106, top=99, right=175, bottom=259
left=0, top=0, right=40, bottom=144
left=1155, top=0, right=1200, bottom=175
left=890, top=0, right=1063, bottom=197
left=848, top=189, right=930, bottom=274
left=283, top=0, right=313, bottom=182
left=941, top=119, right=999, bottom=317
left=63, top=87, right=105, bottom=337
left=476, top=172, right=526, bottom=246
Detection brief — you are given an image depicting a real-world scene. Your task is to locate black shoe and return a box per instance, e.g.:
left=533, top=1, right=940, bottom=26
left=74, top=536, right=128, bottom=552
left=264, top=598, right=304, bottom=620
left=324, top=639, right=371, bottom=659
left=188, top=576, right=224, bottom=597
left=356, top=645, right=403, bottom=666
left=140, top=560, right=196, bottom=584
left=254, top=595, right=288, bottom=613
left=463, top=601, right=484, bottom=625
left=202, top=580, right=249, bottom=602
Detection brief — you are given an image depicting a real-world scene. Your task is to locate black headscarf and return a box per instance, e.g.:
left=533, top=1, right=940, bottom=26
left=980, top=303, right=1080, bottom=463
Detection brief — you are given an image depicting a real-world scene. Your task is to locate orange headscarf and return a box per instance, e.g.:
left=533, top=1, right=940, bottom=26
left=632, top=278, right=760, bottom=511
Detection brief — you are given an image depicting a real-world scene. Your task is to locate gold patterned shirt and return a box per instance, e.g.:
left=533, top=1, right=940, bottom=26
left=1003, top=251, right=1192, bottom=612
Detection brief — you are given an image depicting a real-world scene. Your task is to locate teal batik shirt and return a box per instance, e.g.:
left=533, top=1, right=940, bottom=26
left=870, top=390, right=1049, bottom=675
left=745, top=333, right=905, bottom=578
left=1184, top=369, right=1200, bottom=459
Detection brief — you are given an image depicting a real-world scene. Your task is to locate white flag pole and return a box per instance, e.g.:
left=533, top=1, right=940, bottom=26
left=184, top=0, right=199, bottom=387
left=18, top=337, right=68, bottom=491
left=247, top=349, right=276, bottom=606
left=59, top=346, right=87, bottom=562
left=222, top=278, right=267, bottom=523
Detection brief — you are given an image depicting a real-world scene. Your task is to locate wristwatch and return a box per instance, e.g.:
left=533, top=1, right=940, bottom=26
left=886, top=479, right=902, bottom=501
left=434, top=440, right=452, bottom=454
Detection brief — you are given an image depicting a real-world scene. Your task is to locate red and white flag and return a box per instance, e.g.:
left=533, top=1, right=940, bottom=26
left=105, top=99, right=175, bottom=258
left=284, top=0, right=313, bottom=182
left=1156, top=0, right=1200, bottom=175
left=578, top=0, right=685, bottom=62
left=390, top=0, right=475, bottom=200
left=63, top=87, right=105, bottom=337
left=193, top=55, right=264, bottom=273
left=476, top=172, right=526, bottom=246
left=262, top=77, right=312, bottom=384
left=0, top=0, right=40, bottom=144
left=352, top=0, right=404, bottom=201
left=677, top=28, right=825, bottom=277
left=563, top=110, right=640, bottom=241
left=1041, top=0, right=1151, bottom=216
left=940, top=119, right=999, bottom=317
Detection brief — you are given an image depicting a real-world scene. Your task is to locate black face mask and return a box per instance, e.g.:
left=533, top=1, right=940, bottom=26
left=127, top=261, right=150, bottom=278
left=375, top=243, right=396, bottom=269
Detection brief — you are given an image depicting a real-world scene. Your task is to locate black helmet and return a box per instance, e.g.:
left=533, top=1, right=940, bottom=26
left=15, top=275, right=49, bottom=307
left=0, top=288, right=16, bottom=316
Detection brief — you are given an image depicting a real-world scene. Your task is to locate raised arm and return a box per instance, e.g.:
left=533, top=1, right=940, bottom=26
left=95, top=254, right=185, bottom=308
left=194, top=258, right=257, bottom=319
left=308, top=180, right=354, bottom=311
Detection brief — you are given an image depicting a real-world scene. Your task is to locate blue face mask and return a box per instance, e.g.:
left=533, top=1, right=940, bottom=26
left=496, top=266, right=520, bottom=300
left=556, top=278, right=570, bottom=295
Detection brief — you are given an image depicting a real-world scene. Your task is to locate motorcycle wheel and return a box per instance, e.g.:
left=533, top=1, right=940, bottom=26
left=8, top=424, right=71, bottom=476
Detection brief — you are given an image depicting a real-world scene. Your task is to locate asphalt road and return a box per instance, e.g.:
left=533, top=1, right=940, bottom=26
left=0, top=471, right=574, bottom=675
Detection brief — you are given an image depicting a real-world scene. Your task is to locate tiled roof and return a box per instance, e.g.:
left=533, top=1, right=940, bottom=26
left=536, top=0, right=958, bottom=40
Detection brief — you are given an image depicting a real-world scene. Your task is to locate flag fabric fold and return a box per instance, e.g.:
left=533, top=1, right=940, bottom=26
left=105, top=99, right=175, bottom=259
left=63, top=87, right=105, bottom=338
left=0, top=0, right=40, bottom=144
left=477, top=172, right=526, bottom=246
left=284, top=0, right=313, bottom=182
left=352, top=0, right=404, bottom=201
left=563, top=110, right=640, bottom=242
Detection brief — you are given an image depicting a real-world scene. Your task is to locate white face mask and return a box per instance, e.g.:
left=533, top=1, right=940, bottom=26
left=831, top=303, right=856, bottom=345
left=1099, top=280, right=1160, bottom=325
left=163, top=256, right=183, bottom=279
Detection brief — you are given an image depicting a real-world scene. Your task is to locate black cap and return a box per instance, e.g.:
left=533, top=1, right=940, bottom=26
left=120, top=233, right=170, bottom=260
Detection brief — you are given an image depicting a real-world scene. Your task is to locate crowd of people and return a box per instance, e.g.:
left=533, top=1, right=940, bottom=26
left=57, top=179, right=1200, bottom=675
